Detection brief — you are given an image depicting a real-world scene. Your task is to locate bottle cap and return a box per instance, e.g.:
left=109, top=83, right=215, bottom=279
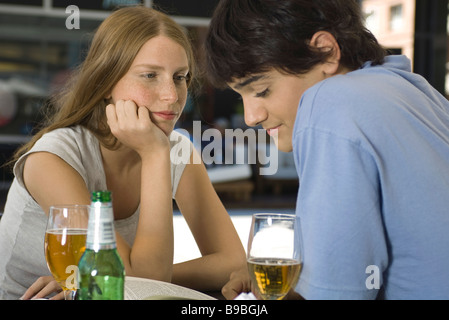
left=91, top=190, right=112, bottom=202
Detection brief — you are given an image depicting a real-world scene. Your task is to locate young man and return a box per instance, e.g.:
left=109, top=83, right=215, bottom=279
left=205, top=0, right=449, bottom=299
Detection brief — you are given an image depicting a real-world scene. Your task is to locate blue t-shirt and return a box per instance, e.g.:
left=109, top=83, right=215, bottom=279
left=293, top=55, right=449, bottom=299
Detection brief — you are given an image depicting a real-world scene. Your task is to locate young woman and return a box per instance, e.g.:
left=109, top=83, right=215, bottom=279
left=205, top=0, right=449, bottom=299
left=0, top=6, right=245, bottom=300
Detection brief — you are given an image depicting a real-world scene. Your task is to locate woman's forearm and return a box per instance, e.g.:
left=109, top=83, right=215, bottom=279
left=172, top=251, right=246, bottom=291
left=119, top=150, right=174, bottom=281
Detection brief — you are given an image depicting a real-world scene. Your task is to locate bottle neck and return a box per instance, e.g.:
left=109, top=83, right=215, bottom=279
left=86, top=201, right=117, bottom=251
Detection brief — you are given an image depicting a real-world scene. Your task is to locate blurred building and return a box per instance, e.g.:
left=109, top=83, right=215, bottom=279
left=362, top=0, right=416, bottom=62
left=362, top=0, right=449, bottom=97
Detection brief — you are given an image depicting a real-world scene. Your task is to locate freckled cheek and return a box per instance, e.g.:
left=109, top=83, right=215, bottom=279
left=113, top=84, right=158, bottom=107
left=135, top=90, right=158, bottom=107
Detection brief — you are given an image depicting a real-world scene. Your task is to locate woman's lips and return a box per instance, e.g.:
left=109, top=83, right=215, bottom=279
left=151, top=111, right=178, bottom=121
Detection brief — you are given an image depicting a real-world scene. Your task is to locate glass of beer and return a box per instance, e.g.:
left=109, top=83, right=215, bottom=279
left=247, top=213, right=303, bottom=300
left=45, top=205, right=89, bottom=300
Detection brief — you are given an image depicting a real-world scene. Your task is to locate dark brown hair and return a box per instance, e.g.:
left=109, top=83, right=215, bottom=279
left=205, top=0, right=387, bottom=88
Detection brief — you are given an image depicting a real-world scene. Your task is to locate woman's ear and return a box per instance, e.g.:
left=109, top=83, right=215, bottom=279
left=309, top=31, right=342, bottom=76
left=104, top=93, right=112, bottom=102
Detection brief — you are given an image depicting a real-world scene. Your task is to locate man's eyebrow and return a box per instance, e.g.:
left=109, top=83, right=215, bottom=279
left=234, top=75, right=266, bottom=90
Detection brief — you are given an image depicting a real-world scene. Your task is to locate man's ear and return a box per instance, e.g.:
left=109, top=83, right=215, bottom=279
left=309, top=31, right=342, bottom=76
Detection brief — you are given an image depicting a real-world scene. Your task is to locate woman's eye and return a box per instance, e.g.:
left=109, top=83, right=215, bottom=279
left=174, top=74, right=188, bottom=82
left=143, top=73, right=156, bottom=79
left=255, top=88, right=269, bottom=98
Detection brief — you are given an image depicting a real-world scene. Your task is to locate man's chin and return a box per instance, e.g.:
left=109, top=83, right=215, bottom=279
left=275, top=139, right=293, bottom=153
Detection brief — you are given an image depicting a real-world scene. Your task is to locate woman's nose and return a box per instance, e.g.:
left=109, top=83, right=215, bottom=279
left=159, top=80, right=178, bottom=104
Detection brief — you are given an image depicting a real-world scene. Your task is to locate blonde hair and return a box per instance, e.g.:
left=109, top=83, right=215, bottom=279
left=11, top=6, right=196, bottom=163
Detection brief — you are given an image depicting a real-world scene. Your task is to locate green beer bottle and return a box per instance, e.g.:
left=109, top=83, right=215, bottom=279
left=78, top=191, right=125, bottom=300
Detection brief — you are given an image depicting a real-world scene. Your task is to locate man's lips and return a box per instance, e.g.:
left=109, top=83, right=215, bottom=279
left=266, top=126, right=280, bottom=136
left=151, top=111, right=178, bottom=121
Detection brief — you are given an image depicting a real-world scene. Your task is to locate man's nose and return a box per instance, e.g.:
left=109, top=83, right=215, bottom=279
left=244, top=101, right=267, bottom=127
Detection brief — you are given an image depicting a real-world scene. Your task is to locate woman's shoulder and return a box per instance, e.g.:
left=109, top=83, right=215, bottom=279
left=41, top=125, right=89, bottom=140
left=35, top=125, right=96, bottom=151
left=17, top=125, right=99, bottom=173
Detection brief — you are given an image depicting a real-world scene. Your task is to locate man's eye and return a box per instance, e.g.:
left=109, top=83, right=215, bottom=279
left=255, top=88, right=269, bottom=98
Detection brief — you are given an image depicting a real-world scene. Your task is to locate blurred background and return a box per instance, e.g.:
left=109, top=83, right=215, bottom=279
left=0, top=0, right=447, bottom=219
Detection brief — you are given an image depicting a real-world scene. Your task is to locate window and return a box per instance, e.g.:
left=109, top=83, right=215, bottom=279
left=364, top=8, right=379, bottom=34
left=390, top=4, right=403, bottom=31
